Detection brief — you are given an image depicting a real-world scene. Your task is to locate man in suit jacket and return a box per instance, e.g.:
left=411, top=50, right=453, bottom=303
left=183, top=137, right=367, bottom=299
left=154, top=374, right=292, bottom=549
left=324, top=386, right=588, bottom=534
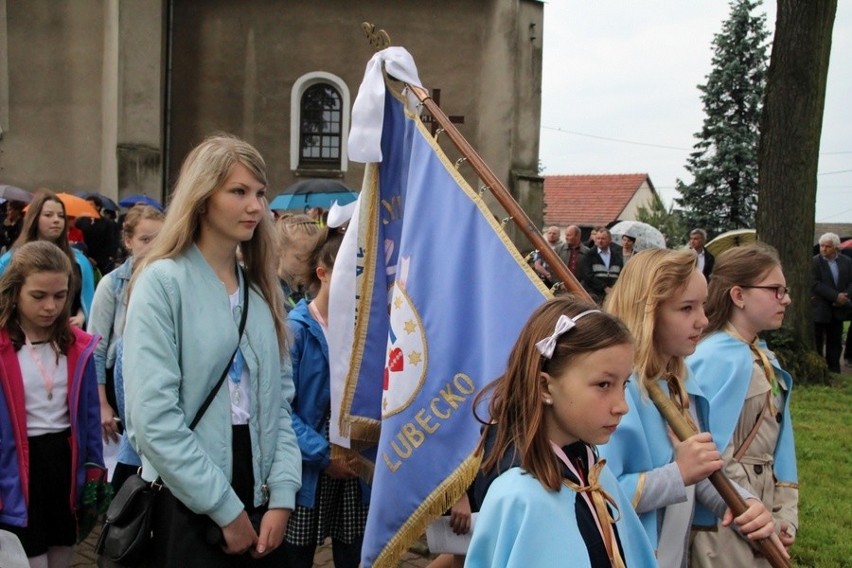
left=689, top=228, right=715, bottom=280
left=812, top=232, right=852, bottom=372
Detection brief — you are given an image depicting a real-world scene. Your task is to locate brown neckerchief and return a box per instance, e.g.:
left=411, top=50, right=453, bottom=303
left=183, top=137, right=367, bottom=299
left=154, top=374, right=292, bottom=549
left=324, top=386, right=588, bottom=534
left=724, top=324, right=779, bottom=415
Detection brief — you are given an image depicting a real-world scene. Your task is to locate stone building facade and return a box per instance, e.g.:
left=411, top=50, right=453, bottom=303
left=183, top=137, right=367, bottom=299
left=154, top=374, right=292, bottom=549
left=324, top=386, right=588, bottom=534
left=0, top=0, right=544, bottom=233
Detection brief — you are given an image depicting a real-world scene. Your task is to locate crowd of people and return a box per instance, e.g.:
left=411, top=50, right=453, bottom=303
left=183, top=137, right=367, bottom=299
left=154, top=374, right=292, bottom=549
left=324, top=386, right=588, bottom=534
left=534, top=223, right=852, bottom=373
left=0, top=132, right=821, bottom=567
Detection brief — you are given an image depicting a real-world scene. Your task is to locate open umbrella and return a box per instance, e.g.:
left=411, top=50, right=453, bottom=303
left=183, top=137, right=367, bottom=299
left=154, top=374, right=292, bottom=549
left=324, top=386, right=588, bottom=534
left=119, top=194, right=163, bottom=211
left=609, top=220, right=667, bottom=251
left=269, top=179, right=357, bottom=211
left=0, top=185, right=34, bottom=203
left=74, top=191, right=120, bottom=212
left=705, top=229, right=756, bottom=257
left=52, top=193, right=100, bottom=218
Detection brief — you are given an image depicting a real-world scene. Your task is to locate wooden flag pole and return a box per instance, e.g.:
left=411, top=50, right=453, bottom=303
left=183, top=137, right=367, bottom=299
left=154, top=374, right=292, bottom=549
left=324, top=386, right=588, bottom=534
left=406, top=85, right=593, bottom=304
left=646, top=383, right=791, bottom=568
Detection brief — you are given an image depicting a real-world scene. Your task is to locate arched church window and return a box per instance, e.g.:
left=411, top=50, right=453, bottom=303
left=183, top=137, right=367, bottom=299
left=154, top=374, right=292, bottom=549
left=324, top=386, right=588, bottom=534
left=299, top=84, right=341, bottom=167
left=290, top=72, right=350, bottom=173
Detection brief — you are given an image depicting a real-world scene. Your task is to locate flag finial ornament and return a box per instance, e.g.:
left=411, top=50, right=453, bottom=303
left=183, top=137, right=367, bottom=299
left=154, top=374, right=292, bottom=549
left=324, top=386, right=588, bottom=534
left=362, top=22, right=391, bottom=51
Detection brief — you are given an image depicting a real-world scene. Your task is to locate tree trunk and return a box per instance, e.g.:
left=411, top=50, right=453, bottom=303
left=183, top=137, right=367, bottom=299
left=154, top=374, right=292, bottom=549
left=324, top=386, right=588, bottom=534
left=757, top=0, right=837, bottom=348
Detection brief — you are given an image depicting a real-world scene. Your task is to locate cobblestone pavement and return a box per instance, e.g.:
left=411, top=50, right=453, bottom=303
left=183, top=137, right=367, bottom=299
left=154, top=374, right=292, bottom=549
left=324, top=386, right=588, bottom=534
left=72, top=528, right=436, bottom=567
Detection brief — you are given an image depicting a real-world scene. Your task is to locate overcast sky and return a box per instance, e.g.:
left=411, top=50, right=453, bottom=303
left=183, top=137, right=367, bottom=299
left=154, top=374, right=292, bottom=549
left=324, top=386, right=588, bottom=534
left=539, top=1, right=852, bottom=225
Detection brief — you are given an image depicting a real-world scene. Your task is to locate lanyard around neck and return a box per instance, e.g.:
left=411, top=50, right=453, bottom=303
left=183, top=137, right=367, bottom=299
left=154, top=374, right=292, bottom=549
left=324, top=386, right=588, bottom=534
left=24, top=336, right=58, bottom=401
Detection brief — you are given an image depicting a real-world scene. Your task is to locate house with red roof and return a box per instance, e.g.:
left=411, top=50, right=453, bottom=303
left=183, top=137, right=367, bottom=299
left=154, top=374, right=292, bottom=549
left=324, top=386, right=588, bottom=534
left=543, top=173, right=658, bottom=236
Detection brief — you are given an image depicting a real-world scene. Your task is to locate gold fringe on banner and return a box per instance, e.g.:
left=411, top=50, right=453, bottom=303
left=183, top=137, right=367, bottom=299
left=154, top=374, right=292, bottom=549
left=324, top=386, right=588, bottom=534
left=372, top=451, right=482, bottom=568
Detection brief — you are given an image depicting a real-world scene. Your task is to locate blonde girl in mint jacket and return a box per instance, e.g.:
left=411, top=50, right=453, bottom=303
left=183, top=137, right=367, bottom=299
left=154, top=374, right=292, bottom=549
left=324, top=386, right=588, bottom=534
left=123, top=134, right=301, bottom=566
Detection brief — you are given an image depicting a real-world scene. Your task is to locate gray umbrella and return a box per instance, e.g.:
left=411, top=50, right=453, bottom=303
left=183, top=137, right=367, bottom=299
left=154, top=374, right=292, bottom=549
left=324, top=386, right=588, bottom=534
left=0, top=185, right=34, bottom=203
left=609, top=220, right=667, bottom=251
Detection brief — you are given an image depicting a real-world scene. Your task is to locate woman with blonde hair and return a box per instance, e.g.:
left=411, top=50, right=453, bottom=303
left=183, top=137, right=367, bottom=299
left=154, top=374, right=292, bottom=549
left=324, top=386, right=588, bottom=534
left=0, top=191, right=95, bottom=328
left=122, top=133, right=301, bottom=566
left=599, top=249, right=776, bottom=567
left=687, top=244, right=798, bottom=566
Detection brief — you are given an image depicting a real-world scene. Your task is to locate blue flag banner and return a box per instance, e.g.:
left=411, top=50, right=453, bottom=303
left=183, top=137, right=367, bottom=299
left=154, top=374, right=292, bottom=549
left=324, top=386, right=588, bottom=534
left=345, top=84, right=549, bottom=566
left=328, top=92, right=410, bottom=451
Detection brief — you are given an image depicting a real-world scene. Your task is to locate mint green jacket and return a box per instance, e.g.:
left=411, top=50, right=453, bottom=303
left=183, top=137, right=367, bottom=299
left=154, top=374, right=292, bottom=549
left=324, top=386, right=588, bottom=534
left=123, top=245, right=301, bottom=527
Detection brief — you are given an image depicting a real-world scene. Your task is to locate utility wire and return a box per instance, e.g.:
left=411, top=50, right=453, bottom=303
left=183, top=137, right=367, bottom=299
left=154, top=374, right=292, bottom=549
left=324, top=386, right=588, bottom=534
left=817, top=205, right=852, bottom=222
left=540, top=126, right=690, bottom=151
left=542, top=126, right=851, bottom=157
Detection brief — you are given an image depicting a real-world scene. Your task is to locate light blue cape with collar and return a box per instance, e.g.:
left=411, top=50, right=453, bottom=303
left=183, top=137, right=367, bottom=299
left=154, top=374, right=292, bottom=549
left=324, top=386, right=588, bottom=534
left=466, top=465, right=656, bottom=567
left=687, top=331, right=797, bottom=527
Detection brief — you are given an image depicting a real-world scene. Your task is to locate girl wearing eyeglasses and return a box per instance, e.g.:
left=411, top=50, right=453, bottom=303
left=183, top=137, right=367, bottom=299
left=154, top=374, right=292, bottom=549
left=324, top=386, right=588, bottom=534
left=687, top=243, right=798, bottom=567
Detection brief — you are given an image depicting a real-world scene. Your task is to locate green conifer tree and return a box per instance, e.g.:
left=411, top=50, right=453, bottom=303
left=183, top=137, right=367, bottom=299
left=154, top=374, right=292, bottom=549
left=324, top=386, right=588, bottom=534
left=636, top=195, right=687, bottom=249
left=675, top=0, right=769, bottom=238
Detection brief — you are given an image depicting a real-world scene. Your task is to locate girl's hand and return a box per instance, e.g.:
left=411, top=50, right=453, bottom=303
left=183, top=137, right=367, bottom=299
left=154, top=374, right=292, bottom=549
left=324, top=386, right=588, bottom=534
left=723, top=498, right=774, bottom=540
left=221, top=511, right=258, bottom=555
left=100, top=402, right=120, bottom=443
left=449, top=494, right=472, bottom=535
left=672, top=431, right=722, bottom=485
left=779, top=522, right=796, bottom=551
left=250, top=508, right=290, bottom=558
left=723, top=501, right=791, bottom=561
left=70, top=311, right=86, bottom=328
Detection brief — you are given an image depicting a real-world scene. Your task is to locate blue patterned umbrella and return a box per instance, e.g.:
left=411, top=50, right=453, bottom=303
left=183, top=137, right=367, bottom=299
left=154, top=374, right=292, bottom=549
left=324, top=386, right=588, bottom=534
left=119, top=194, right=163, bottom=211
left=269, top=179, right=357, bottom=211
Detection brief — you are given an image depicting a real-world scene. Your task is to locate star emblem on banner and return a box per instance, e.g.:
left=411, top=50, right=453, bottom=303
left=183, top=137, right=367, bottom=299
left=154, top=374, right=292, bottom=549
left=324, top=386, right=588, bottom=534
left=408, top=351, right=422, bottom=366
left=383, top=281, right=428, bottom=417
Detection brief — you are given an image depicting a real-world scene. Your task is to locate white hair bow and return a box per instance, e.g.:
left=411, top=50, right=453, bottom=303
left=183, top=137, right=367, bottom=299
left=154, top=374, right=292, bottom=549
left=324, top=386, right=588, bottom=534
left=535, top=310, right=600, bottom=359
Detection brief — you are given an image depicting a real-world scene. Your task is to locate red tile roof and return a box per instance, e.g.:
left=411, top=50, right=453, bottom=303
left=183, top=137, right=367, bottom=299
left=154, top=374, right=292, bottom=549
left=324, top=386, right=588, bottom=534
left=544, top=173, right=654, bottom=227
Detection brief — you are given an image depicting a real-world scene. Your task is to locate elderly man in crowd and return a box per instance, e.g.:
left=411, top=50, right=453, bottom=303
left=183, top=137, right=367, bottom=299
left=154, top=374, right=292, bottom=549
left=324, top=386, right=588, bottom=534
left=812, top=232, right=852, bottom=372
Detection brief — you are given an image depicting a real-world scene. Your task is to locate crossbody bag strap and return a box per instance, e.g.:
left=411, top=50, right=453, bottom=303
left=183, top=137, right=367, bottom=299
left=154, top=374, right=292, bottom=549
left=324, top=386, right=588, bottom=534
left=733, top=390, right=770, bottom=462
left=188, top=268, right=250, bottom=431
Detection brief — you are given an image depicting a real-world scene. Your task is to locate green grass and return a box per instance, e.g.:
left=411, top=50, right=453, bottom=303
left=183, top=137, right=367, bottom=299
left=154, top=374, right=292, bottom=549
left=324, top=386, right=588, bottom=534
left=790, top=372, right=852, bottom=567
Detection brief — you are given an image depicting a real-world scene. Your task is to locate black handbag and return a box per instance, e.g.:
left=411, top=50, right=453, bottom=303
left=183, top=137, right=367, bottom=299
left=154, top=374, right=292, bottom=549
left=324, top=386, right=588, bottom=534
left=95, top=474, right=157, bottom=565
left=96, top=275, right=249, bottom=566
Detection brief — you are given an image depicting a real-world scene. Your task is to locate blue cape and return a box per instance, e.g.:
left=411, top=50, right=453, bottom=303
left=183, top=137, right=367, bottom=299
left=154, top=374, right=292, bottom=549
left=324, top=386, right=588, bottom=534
left=687, top=331, right=797, bottom=526
left=598, top=374, right=710, bottom=547
left=466, top=465, right=656, bottom=567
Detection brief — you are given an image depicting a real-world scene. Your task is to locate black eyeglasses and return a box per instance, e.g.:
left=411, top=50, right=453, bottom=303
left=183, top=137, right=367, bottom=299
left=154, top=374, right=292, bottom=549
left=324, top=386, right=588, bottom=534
left=740, top=285, right=790, bottom=300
